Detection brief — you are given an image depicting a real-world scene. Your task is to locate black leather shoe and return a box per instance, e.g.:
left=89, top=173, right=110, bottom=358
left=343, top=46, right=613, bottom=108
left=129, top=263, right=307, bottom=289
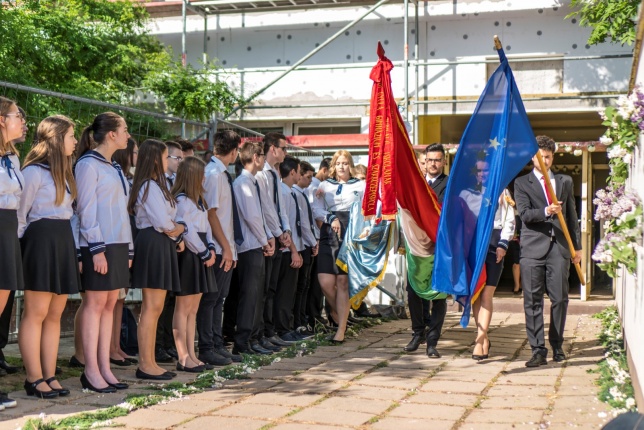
left=268, top=335, right=294, bottom=346
left=198, top=350, right=232, bottom=366
left=214, top=347, right=242, bottom=363
left=135, top=368, right=172, bottom=381
left=250, top=342, right=274, bottom=355
left=259, top=338, right=281, bottom=352
left=0, top=360, right=18, bottom=374
left=45, top=377, right=70, bottom=396
left=525, top=353, right=548, bottom=367
left=69, top=355, right=85, bottom=368
left=232, top=344, right=256, bottom=355
left=80, top=373, right=117, bottom=393
left=166, top=347, right=179, bottom=359
left=24, top=379, right=58, bottom=399
left=403, top=333, right=425, bottom=352
left=552, top=348, right=566, bottom=362
left=0, top=367, right=7, bottom=377
left=155, top=347, right=173, bottom=363
left=426, top=346, right=441, bottom=358
left=355, top=302, right=381, bottom=318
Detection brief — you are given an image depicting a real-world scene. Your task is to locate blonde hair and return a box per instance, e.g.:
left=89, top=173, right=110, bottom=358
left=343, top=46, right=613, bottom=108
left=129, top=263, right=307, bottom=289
left=172, top=156, right=207, bottom=209
left=328, top=149, right=356, bottom=180
left=23, top=115, right=77, bottom=206
left=0, top=97, right=19, bottom=156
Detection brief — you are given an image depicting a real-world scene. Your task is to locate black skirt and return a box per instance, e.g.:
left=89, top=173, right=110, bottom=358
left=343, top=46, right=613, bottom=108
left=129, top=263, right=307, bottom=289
left=131, top=227, right=181, bottom=292
left=177, top=232, right=218, bottom=296
left=80, top=244, right=130, bottom=292
left=0, top=209, right=23, bottom=291
left=21, top=219, right=80, bottom=295
left=317, top=211, right=349, bottom=275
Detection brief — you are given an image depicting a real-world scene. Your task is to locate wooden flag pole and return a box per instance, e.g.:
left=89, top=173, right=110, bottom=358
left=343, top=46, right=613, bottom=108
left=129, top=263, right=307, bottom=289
left=493, top=35, right=585, bottom=286
left=534, top=151, right=586, bottom=286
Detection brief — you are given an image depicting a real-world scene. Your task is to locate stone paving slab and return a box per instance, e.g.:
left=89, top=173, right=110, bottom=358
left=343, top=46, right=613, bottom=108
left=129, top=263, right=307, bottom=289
left=0, top=311, right=618, bottom=429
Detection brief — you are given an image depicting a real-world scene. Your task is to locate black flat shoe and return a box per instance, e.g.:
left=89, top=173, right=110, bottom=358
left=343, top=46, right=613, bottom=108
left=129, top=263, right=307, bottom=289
left=24, top=379, right=59, bottom=399
left=80, top=373, right=116, bottom=393
left=135, top=368, right=172, bottom=381
left=69, top=355, right=85, bottom=368
left=125, top=357, right=138, bottom=364
left=45, top=377, right=70, bottom=397
left=110, top=358, right=131, bottom=367
left=164, top=371, right=177, bottom=377
left=176, top=363, right=205, bottom=373
left=108, top=382, right=129, bottom=390
left=324, top=332, right=344, bottom=344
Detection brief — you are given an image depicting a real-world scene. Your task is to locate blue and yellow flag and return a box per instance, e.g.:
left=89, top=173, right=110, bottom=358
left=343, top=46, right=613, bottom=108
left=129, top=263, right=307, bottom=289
left=431, top=44, right=539, bottom=327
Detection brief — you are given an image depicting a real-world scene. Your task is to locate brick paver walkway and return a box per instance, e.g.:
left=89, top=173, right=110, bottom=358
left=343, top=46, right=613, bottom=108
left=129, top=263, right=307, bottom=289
left=0, top=310, right=612, bottom=429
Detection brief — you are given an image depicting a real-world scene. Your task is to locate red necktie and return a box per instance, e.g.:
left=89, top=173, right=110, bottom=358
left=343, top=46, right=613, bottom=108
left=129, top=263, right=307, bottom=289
left=541, top=176, right=553, bottom=205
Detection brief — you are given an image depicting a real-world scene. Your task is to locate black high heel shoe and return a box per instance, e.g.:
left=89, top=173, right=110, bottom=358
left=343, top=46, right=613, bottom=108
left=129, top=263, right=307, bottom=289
left=45, top=377, right=70, bottom=397
left=24, top=379, right=58, bottom=399
left=80, top=373, right=116, bottom=394
left=472, top=339, right=491, bottom=361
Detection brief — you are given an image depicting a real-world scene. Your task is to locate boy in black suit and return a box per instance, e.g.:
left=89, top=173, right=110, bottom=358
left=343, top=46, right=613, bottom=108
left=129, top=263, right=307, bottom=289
left=514, top=135, right=581, bottom=367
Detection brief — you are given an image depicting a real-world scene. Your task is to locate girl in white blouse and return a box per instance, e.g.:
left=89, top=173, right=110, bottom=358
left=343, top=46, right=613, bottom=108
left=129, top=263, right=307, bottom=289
left=312, top=150, right=364, bottom=343
left=172, top=156, right=217, bottom=372
left=128, top=139, right=185, bottom=381
left=18, top=115, right=80, bottom=399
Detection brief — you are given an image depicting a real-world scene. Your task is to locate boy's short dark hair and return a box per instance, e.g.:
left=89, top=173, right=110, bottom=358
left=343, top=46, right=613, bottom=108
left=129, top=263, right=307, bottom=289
left=214, top=130, right=241, bottom=156
left=299, top=160, right=315, bottom=175
left=176, top=138, right=195, bottom=153
left=263, top=132, right=287, bottom=154
left=535, top=135, right=557, bottom=153
left=279, top=155, right=300, bottom=178
left=319, top=157, right=332, bottom=171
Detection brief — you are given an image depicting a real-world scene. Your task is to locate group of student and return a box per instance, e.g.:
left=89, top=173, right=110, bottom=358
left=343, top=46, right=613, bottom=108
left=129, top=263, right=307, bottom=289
left=0, top=96, right=370, bottom=408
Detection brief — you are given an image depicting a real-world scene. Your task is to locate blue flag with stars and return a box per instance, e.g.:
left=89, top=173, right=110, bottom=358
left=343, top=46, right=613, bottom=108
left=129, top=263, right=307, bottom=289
left=431, top=45, right=539, bottom=328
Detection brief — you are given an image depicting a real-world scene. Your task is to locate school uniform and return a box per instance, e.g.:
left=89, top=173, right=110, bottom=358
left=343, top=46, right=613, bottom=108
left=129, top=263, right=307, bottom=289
left=312, top=178, right=364, bottom=275
left=197, top=156, right=240, bottom=353
left=305, top=177, right=324, bottom=327
left=232, top=169, right=271, bottom=352
left=75, top=151, right=133, bottom=291
left=293, top=184, right=317, bottom=330
left=175, top=194, right=217, bottom=295
left=131, top=180, right=182, bottom=292
left=17, top=163, right=80, bottom=295
left=0, top=153, right=24, bottom=292
left=273, top=182, right=305, bottom=337
left=255, top=162, right=290, bottom=343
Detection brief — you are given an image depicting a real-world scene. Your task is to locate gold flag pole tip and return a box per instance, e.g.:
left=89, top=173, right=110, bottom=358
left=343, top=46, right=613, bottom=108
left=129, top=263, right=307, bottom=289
left=494, top=35, right=502, bottom=50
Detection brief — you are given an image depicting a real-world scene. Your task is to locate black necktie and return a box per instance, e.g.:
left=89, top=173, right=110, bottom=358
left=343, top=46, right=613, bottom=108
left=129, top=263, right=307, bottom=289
left=166, top=176, right=174, bottom=188
left=225, top=171, right=244, bottom=246
left=268, top=170, right=284, bottom=230
left=1, top=154, right=22, bottom=190
left=253, top=180, right=266, bottom=226
left=297, top=188, right=317, bottom=240
left=291, top=192, right=302, bottom=237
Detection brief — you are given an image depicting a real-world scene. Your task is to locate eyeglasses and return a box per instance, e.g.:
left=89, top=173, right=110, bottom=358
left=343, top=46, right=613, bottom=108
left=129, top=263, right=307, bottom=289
left=167, top=155, right=183, bottom=161
left=426, top=158, right=444, bottom=164
left=4, top=112, right=25, bottom=121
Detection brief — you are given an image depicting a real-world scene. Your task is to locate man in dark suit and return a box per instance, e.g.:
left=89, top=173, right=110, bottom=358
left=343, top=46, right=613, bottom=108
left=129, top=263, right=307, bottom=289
left=514, top=135, right=581, bottom=367
left=404, top=143, right=448, bottom=359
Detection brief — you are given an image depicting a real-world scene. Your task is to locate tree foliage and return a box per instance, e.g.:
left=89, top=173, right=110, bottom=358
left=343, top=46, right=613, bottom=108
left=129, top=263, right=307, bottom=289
left=567, top=0, right=640, bottom=46
left=0, top=0, right=241, bottom=122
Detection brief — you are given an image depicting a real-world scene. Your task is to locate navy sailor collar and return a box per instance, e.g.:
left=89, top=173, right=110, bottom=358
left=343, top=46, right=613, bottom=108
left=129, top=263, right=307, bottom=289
left=326, top=177, right=360, bottom=185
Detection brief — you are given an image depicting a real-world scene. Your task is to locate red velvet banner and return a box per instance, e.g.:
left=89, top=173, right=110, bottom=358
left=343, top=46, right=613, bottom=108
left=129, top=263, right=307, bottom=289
left=364, top=43, right=397, bottom=220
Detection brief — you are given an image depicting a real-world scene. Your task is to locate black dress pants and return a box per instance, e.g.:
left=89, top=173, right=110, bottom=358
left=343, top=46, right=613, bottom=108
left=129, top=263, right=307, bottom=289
left=222, top=267, right=239, bottom=341
left=293, top=247, right=312, bottom=328
left=521, top=242, right=570, bottom=357
left=0, top=291, right=14, bottom=360
left=235, top=248, right=265, bottom=349
left=155, top=294, right=175, bottom=350
left=307, top=255, right=324, bottom=326
left=274, top=251, right=299, bottom=336
left=407, top=282, right=446, bottom=347
left=259, top=249, right=282, bottom=339
left=197, top=254, right=234, bottom=352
